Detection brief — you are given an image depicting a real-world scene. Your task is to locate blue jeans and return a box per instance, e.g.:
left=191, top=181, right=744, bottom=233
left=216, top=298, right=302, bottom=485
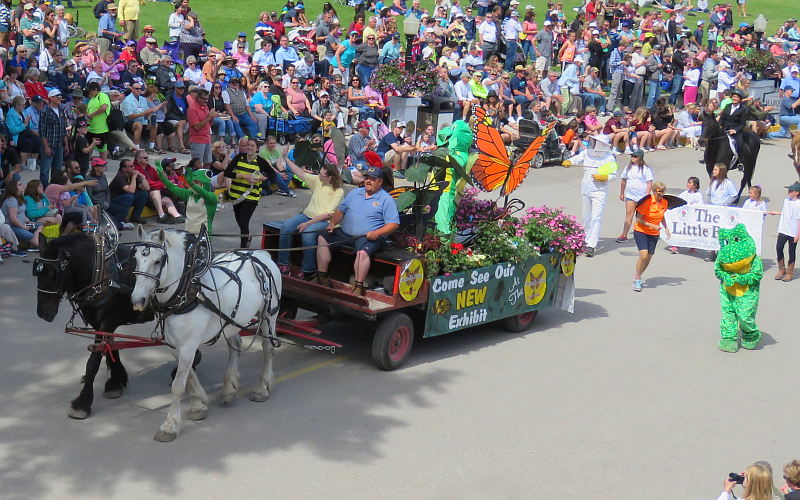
left=356, top=64, right=376, bottom=86
left=581, top=92, right=605, bottom=112
left=278, top=213, right=328, bottom=272
left=261, top=170, right=293, bottom=196
left=10, top=224, right=34, bottom=244
left=669, top=73, right=683, bottom=105
left=354, top=104, right=375, bottom=121
left=768, top=115, right=800, bottom=138
left=646, top=80, right=661, bottom=108
left=521, top=40, right=535, bottom=63
left=108, top=190, right=148, bottom=226
left=235, top=112, right=258, bottom=139
left=40, top=141, right=64, bottom=187
left=213, top=117, right=236, bottom=139
left=504, top=40, right=518, bottom=71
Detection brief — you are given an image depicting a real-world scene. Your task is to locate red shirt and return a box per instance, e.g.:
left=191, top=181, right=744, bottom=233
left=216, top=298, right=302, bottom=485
left=186, top=95, right=211, bottom=144
left=134, top=162, right=165, bottom=191
left=25, top=80, right=48, bottom=100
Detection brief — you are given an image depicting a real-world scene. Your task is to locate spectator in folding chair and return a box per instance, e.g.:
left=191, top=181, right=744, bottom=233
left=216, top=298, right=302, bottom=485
left=248, top=82, right=272, bottom=141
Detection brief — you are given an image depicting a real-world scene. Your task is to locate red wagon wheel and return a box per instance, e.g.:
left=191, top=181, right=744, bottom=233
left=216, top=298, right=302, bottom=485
left=372, top=312, right=415, bottom=371
left=501, top=310, right=538, bottom=333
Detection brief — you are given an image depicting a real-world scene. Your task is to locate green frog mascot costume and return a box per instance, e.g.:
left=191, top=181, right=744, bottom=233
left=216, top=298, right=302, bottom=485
left=155, top=161, right=218, bottom=235
left=714, top=223, right=763, bottom=352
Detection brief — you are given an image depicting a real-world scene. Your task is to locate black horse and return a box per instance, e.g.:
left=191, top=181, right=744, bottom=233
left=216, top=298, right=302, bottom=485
left=34, top=232, right=155, bottom=419
left=699, top=111, right=760, bottom=204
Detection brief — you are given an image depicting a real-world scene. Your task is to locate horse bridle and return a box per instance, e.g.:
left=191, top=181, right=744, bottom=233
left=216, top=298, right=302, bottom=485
left=33, top=253, right=69, bottom=296
left=130, top=242, right=170, bottom=291
left=33, top=233, right=108, bottom=301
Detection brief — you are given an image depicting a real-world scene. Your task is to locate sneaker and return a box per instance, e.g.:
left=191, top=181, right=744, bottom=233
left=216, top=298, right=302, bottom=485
left=121, top=222, right=135, bottom=230
left=27, top=246, right=39, bottom=252
left=172, top=215, right=185, bottom=223
left=275, top=190, right=291, bottom=197
left=158, top=215, right=175, bottom=224
left=615, top=236, right=628, bottom=243
left=632, top=279, right=642, bottom=292
left=10, top=249, right=27, bottom=257
left=624, top=147, right=632, bottom=154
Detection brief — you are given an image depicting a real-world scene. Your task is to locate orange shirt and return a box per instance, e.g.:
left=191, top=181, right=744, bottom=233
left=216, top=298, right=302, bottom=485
left=634, top=195, right=668, bottom=236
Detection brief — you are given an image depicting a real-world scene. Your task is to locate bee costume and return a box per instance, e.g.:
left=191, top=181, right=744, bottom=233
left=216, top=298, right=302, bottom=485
left=714, top=224, right=763, bottom=353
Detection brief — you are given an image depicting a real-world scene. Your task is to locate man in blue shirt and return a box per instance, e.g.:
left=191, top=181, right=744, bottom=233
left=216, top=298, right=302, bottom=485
left=97, top=3, right=122, bottom=54
left=376, top=120, right=417, bottom=175
left=275, top=35, right=300, bottom=70
left=767, top=87, right=800, bottom=138
left=315, top=166, right=400, bottom=296
left=780, top=70, right=800, bottom=99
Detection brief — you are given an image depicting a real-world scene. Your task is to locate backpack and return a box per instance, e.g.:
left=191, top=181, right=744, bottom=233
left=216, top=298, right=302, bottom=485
left=93, top=0, right=108, bottom=20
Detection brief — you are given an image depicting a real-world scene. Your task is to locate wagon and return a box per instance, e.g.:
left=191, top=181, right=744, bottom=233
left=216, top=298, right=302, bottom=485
left=262, top=223, right=576, bottom=370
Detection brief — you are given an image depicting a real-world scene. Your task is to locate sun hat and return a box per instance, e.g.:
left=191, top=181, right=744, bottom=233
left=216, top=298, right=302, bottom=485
left=143, top=25, right=155, bottom=31
left=145, top=37, right=156, bottom=43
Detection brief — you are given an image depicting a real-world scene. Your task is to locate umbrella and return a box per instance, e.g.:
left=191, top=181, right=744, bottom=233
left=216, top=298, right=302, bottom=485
left=636, top=193, right=687, bottom=210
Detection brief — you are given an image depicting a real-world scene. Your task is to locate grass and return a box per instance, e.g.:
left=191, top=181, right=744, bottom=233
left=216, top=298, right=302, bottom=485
left=64, top=0, right=795, bottom=51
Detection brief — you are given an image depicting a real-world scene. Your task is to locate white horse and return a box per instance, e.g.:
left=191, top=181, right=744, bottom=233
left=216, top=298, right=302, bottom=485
left=130, top=227, right=282, bottom=442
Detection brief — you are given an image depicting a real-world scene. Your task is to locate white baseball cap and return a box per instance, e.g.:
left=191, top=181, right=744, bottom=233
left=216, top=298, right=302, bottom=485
left=697, top=20, right=704, bottom=25
left=543, top=20, right=552, bottom=26
left=525, top=4, right=534, bottom=10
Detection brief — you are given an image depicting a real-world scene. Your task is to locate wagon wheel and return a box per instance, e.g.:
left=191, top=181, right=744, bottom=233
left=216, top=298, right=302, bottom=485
left=372, top=312, right=414, bottom=371
left=501, top=311, right=538, bottom=333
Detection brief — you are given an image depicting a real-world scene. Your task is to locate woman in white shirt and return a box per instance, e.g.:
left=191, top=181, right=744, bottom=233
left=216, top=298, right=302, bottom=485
left=616, top=149, right=654, bottom=242
left=182, top=55, right=204, bottom=85
left=706, top=163, right=738, bottom=207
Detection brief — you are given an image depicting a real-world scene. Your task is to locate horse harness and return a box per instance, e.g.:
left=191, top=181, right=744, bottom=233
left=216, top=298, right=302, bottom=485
left=34, top=233, right=114, bottom=304
left=132, top=232, right=281, bottom=347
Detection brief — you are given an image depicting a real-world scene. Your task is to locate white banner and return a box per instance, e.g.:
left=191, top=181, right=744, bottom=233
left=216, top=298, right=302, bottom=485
left=662, top=205, right=764, bottom=254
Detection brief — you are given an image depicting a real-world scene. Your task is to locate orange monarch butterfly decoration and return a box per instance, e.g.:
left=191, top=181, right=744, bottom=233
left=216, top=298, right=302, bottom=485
left=472, top=113, right=556, bottom=196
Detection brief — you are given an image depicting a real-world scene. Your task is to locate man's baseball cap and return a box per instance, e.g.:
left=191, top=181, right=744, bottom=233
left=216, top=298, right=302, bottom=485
left=653, top=44, right=663, bottom=50
left=357, top=120, right=370, bottom=129
left=161, top=157, right=177, bottom=168
left=786, top=181, right=800, bottom=191
left=395, top=120, right=406, bottom=128
left=510, top=10, right=519, bottom=17
left=145, top=37, right=157, bottom=43
left=31, top=95, right=43, bottom=103
left=91, top=157, right=108, bottom=167
left=697, top=20, right=704, bottom=25
left=319, top=91, right=329, bottom=97
left=48, top=88, right=62, bottom=97
left=23, top=3, right=33, bottom=9
left=174, top=80, right=185, bottom=88
left=543, top=20, right=552, bottom=26
left=238, top=31, right=247, bottom=37
left=525, top=4, right=534, bottom=10
left=364, top=166, right=383, bottom=179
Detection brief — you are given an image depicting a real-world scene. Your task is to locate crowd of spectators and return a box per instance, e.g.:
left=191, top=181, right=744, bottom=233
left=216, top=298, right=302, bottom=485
left=0, top=0, right=799, bottom=258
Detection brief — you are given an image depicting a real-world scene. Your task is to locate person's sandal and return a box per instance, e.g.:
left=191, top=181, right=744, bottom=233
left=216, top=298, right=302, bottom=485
left=352, top=281, right=366, bottom=296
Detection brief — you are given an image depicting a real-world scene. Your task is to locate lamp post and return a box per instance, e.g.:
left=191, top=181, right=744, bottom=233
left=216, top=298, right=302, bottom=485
left=403, top=15, right=420, bottom=68
left=753, top=14, right=767, bottom=49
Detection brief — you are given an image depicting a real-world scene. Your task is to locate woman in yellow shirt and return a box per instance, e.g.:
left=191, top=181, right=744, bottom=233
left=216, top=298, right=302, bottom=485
left=277, top=162, right=344, bottom=278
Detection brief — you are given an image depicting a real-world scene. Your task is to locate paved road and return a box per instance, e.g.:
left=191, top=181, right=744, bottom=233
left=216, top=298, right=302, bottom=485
left=1, top=139, right=797, bottom=500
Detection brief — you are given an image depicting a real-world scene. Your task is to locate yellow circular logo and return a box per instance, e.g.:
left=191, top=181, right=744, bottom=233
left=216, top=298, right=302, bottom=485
left=398, top=258, right=424, bottom=301
left=560, top=252, right=575, bottom=277
left=524, top=264, right=547, bottom=305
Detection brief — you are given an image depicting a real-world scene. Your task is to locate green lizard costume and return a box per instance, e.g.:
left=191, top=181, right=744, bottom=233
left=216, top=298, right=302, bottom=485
left=155, top=163, right=218, bottom=235
left=433, top=121, right=473, bottom=234
left=714, top=224, right=763, bottom=353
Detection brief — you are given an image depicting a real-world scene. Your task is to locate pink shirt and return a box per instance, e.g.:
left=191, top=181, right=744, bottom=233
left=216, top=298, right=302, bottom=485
left=286, top=87, right=307, bottom=113
left=523, top=20, right=537, bottom=42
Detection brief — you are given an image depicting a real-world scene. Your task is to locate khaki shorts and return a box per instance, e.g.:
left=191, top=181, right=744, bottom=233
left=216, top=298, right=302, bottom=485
left=383, top=149, right=398, bottom=166
left=535, top=56, right=549, bottom=72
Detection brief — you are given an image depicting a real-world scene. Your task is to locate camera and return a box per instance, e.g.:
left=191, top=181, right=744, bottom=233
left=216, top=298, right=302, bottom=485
left=729, top=473, right=745, bottom=485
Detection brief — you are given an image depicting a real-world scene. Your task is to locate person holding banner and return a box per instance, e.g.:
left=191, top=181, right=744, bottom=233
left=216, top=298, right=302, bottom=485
left=706, top=163, right=738, bottom=261
left=770, top=181, right=800, bottom=282
left=632, top=181, right=671, bottom=292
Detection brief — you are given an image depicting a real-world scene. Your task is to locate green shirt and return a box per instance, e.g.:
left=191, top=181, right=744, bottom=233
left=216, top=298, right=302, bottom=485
left=87, top=92, right=111, bottom=134
left=19, top=16, right=40, bottom=51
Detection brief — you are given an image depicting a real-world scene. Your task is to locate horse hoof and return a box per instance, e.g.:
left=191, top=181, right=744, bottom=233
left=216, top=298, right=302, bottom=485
left=103, top=388, right=123, bottom=399
left=221, top=393, right=237, bottom=405
left=68, top=407, right=90, bottom=420
left=153, top=430, right=177, bottom=442
left=249, top=392, right=269, bottom=402
left=188, top=409, right=207, bottom=421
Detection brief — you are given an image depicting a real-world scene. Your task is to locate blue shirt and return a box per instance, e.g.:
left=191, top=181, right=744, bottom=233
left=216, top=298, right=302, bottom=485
left=337, top=40, right=356, bottom=68
left=339, top=187, right=400, bottom=236
left=780, top=77, right=800, bottom=98
left=376, top=131, right=400, bottom=155
left=121, top=93, right=149, bottom=124
left=249, top=92, right=272, bottom=113
left=23, top=105, right=40, bottom=132
left=275, top=46, right=299, bottom=66
left=98, top=13, right=119, bottom=39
